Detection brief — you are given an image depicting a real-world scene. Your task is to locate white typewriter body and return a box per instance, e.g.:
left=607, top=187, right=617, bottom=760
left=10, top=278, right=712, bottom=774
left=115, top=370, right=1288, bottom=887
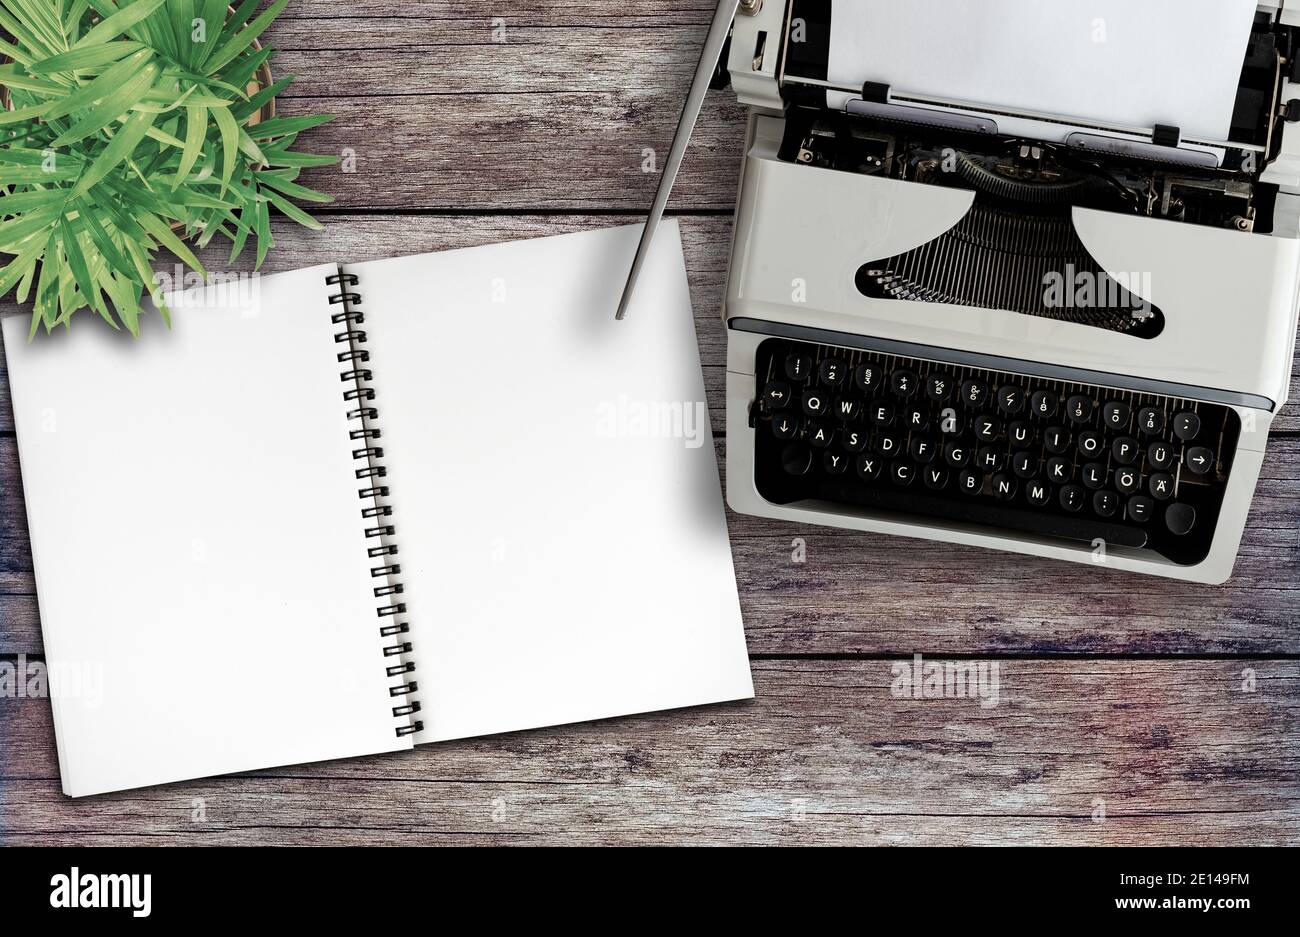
left=703, top=1, right=1300, bottom=584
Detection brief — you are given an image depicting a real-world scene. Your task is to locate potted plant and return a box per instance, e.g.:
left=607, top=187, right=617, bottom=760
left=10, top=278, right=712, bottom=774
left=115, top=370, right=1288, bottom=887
left=0, top=0, right=337, bottom=335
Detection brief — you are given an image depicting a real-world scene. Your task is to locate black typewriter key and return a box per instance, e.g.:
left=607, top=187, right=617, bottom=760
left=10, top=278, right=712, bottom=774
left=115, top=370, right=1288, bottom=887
left=1148, top=472, right=1175, bottom=501
left=843, top=429, right=868, bottom=453
left=782, top=444, right=812, bottom=476
left=1114, top=468, right=1142, bottom=496
left=974, top=415, right=1002, bottom=442
left=1102, top=401, right=1131, bottom=429
left=801, top=389, right=829, bottom=418
left=1092, top=490, right=1120, bottom=519
left=1026, top=480, right=1052, bottom=507
left=1137, top=407, right=1165, bottom=436
left=1009, top=421, right=1033, bottom=446
left=1185, top=447, right=1215, bottom=476
left=1111, top=437, right=1140, bottom=466
left=870, top=401, right=895, bottom=427
left=1082, top=463, right=1107, bottom=490
left=1165, top=503, right=1197, bottom=536
left=992, top=473, right=1018, bottom=501
left=772, top=415, right=801, bottom=440
left=891, top=462, right=916, bottom=487
left=944, top=442, right=971, bottom=468
left=927, top=374, right=954, bottom=402
left=924, top=467, right=950, bottom=491
left=910, top=438, right=937, bottom=464
left=1044, top=426, right=1071, bottom=455
left=818, top=359, right=846, bottom=387
left=1127, top=496, right=1155, bottom=523
left=855, top=363, right=882, bottom=394
left=856, top=455, right=883, bottom=481
left=1046, top=457, right=1073, bottom=483
left=1077, top=430, right=1105, bottom=458
left=763, top=382, right=792, bottom=410
left=785, top=354, right=813, bottom=383
left=807, top=422, right=833, bottom=448
left=958, top=470, right=984, bottom=495
left=890, top=369, right=919, bottom=398
left=1012, top=451, right=1038, bottom=479
left=824, top=451, right=850, bottom=475
left=1059, top=484, right=1086, bottom=513
left=1066, top=395, right=1094, bottom=424
left=832, top=398, right=860, bottom=421
left=1147, top=441, right=1175, bottom=471
left=977, top=446, right=1005, bottom=473
left=1173, top=411, right=1201, bottom=441
left=997, top=385, right=1026, bottom=416
left=961, top=380, right=989, bottom=409
left=904, top=407, right=930, bottom=432
left=876, top=435, right=902, bottom=457
left=1031, top=390, right=1058, bottom=419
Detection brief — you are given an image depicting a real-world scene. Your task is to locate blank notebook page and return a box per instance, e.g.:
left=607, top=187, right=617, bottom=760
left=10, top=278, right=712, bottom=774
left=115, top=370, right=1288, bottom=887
left=347, top=221, right=754, bottom=742
left=2, top=266, right=410, bottom=797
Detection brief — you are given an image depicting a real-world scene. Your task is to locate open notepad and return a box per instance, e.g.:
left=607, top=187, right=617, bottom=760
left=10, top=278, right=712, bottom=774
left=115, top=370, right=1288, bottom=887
left=2, top=222, right=753, bottom=797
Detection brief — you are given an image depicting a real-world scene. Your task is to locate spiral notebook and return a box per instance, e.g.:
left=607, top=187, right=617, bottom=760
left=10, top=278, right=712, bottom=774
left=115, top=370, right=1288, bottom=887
left=2, top=222, right=753, bottom=797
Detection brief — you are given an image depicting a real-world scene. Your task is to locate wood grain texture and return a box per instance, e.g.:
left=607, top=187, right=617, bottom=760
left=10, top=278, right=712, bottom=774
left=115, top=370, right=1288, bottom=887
left=2, top=661, right=1296, bottom=845
left=1, top=4, right=1298, bottom=845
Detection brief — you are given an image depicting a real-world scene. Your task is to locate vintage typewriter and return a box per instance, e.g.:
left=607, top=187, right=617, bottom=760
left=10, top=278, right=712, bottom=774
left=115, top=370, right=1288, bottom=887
left=619, top=0, right=1300, bottom=583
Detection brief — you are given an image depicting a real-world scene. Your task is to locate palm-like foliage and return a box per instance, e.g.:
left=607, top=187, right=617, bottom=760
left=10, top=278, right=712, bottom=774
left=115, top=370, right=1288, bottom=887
left=0, top=0, right=336, bottom=335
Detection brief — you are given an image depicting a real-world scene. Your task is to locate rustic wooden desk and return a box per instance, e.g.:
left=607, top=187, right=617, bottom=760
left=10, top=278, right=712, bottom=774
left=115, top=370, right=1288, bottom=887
left=1, top=2, right=1297, bottom=845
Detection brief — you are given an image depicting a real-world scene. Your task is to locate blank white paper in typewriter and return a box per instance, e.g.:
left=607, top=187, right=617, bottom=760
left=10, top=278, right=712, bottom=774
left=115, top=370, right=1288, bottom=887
left=827, top=0, right=1259, bottom=143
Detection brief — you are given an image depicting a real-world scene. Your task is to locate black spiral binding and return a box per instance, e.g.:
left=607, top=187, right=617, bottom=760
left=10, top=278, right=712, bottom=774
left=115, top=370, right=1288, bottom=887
left=327, top=272, right=423, bottom=738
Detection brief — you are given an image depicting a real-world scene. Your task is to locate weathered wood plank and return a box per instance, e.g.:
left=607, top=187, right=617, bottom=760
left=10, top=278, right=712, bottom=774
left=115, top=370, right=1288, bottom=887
left=1, top=660, right=1295, bottom=845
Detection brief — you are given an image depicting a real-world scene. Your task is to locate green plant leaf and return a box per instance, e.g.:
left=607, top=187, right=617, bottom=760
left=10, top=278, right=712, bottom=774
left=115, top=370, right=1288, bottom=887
left=0, top=164, right=82, bottom=184
left=253, top=193, right=270, bottom=268
left=232, top=73, right=291, bottom=120
left=97, top=265, right=141, bottom=335
left=70, top=108, right=157, bottom=197
left=211, top=100, right=238, bottom=188
left=0, top=233, right=47, bottom=297
left=49, top=59, right=160, bottom=146
left=193, top=0, right=229, bottom=68
left=0, top=64, right=64, bottom=94
left=29, top=39, right=142, bottom=74
left=257, top=171, right=333, bottom=203
left=260, top=185, right=322, bottom=230
left=260, top=149, right=338, bottom=168
left=0, top=101, right=55, bottom=126
left=43, top=48, right=154, bottom=119
left=59, top=214, right=110, bottom=322
left=246, top=113, right=333, bottom=140
left=0, top=205, right=62, bottom=250
left=236, top=125, right=267, bottom=166
left=136, top=208, right=206, bottom=280
left=203, top=0, right=288, bottom=75
left=174, top=103, right=207, bottom=188
left=74, top=0, right=167, bottom=48
left=167, top=0, right=196, bottom=67
left=0, top=188, right=66, bottom=215
left=73, top=195, right=135, bottom=279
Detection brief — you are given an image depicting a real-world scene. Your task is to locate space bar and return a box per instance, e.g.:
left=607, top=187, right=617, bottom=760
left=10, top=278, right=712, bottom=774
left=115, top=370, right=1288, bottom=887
left=825, top=484, right=1149, bottom=550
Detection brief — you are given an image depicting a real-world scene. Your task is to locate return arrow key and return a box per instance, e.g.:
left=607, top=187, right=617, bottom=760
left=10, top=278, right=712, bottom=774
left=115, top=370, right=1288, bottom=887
left=1185, top=446, right=1215, bottom=476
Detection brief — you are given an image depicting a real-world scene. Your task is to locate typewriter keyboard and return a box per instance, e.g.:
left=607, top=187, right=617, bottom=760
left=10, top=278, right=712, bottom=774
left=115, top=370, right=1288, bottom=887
left=751, top=338, right=1240, bottom=566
